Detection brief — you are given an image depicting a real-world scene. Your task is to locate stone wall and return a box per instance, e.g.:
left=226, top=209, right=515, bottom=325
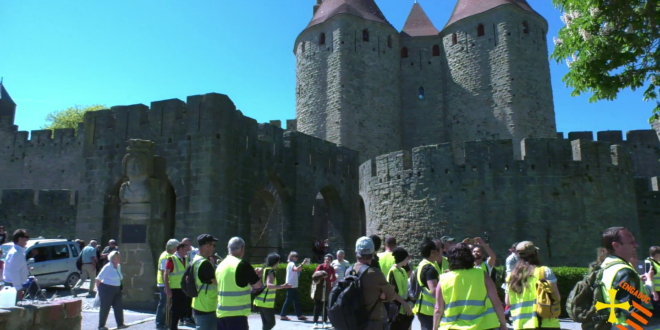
left=360, top=138, right=640, bottom=267
left=0, top=189, right=78, bottom=239
left=400, top=35, right=446, bottom=151
left=636, top=177, right=660, bottom=255
left=0, top=299, right=82, bottom=330
left=441, top=6, right=556, bottom=161
left=295, top=16, right=402, bottom=162
left=75, top=93, right=362, bottom=262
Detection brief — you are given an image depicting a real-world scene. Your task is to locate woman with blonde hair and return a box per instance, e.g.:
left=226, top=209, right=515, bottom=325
left=506, top=241, right=560, bottom=330
left=96, top=251, right=127, bottom=330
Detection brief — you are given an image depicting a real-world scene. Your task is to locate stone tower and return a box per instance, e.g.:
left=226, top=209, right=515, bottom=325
left=0, top=80, right=16, bottom=125
left=399, top=2, right=444, bottom=151
left=441, top=0, right=557, bottom=160
left=295, top=0, right=402, bottom=162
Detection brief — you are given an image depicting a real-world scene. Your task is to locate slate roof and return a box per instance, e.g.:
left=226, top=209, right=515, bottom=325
left=306, top=0, right=392, bottom=29
left=0, top=81, right=15, bottom=106
left=401, top=2, right=439, bottom=38
left=445, top=0, right=539, bottom=28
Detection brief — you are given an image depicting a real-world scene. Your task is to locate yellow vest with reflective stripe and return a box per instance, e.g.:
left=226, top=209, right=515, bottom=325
left=216, top=255, right=251, bottom=318
left=157, top=251, right=170, bottom=285
left=387, top=265, right=410, bottom=315
left=441, top=256, right=449, bottom=273
left=646, top=258, right=660, bottom=291
left=378, top=252, right=395, bottom=273
left=601, top=256, right=650, bottom=326
left=439, top=268, right=500, bottom=330
left=414, top=259, right=442, bottom=316
left=168, top=254, right=186, bottom=289
left=254, top=267, right=277, bottom=308
left=507, top=267, right=560, bottom=329
left=191, top=255, right=218, bottom=313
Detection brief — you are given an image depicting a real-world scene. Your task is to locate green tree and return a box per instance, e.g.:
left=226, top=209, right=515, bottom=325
left=551, top=0, right=660, bottom=122
left=41, top=104, right=105, bottom=135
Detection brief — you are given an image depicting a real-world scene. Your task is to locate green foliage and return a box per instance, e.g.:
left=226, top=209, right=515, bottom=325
left=41, top=104, right=105, bottom=135
left=494, top=266, right=589, bottom=317
left=550, top=0, right=660, bottom=122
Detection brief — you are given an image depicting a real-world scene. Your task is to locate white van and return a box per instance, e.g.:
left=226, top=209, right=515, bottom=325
left=1, top=239, right=81, bottom=289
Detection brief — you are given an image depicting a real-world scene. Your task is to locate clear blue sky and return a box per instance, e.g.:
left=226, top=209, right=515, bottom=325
left=1, top=0, right=655, bottom=138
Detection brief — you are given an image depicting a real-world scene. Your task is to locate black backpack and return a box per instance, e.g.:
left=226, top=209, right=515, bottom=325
left=328, top=264, right=378, bottom=330
left=181, top=258, right=206, bottom=298
left=76, top=253, right=83, bottom=271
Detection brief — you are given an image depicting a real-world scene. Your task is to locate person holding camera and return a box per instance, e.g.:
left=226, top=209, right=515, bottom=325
left=462, top=237, right=496, bottom=276
left=280, top=252, right=309, bottom=321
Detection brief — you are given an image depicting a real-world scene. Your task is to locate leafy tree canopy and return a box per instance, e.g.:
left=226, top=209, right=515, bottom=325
left=41, top=104, right=105, bottom=135
left=551, top=0, right=660, bottom=122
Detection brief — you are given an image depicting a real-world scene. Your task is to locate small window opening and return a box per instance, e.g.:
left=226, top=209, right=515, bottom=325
left=432, top=45, right=440, bottom=57
left=477, top=24, right=485, bottom=37
left=451, top=33, right=457, bottom=45
left=319, top=33, right=325, bottom=45
left=363, top=29, right=369, bottom=42
left=418, top=87, right=425, bottom=100
left=387, top=35, right=392, bottom=49
left=523, top=21, right=529, bottom=34
left=401, top=47, right=408, bottom=58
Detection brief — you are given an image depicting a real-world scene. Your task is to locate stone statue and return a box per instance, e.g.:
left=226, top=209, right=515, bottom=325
left=119, top=140, right=165, bottom=220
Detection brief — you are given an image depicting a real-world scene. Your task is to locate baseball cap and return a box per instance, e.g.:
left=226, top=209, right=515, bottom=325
left=355, top=236, right=375, bottom=256
left=516, top=241, right=539, bottom=257
left=197, top=234, right=219, bottom=246
left=440, top=236, right=455, bottom=243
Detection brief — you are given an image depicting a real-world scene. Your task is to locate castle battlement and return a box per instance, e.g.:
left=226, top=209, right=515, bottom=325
left=0, top=189, right=78, bottom=239
left=559, top=130, right=660, bottom=147
left=359, top=138, right=634, bottom=185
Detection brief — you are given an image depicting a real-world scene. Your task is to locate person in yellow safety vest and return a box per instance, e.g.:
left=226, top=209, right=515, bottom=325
left=597, top=227, right=658, bottom=330
left=505, top=241, right=560, bottom=329
left=164, top=242, right=190, bottom=330
left=434, top=239, right=450, bottom=272
left=156, top=239, right=179, bottom=329
left=644, top=246, right=660, bottom=303
left=190, top=234, right=219, bottom=330
left=387, top=247, right=414, bottom=330
left=414, top=237, right=445, bottom=330
left=467, top=237, right=497, bottom=277
left=254, top=253, right=291, bottom=330
left=432, top=243, right=507, bottom=330
left=216, top=237, right=262, bottom=330
left=379, top=236, right=398, bottom=272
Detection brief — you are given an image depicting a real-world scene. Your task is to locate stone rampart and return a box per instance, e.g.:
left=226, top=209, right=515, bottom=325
left=0, top=299, right=82, bottom=330
left=360, top=138, right=640, bottom=267
left=0, top=189, right=78, bottom=239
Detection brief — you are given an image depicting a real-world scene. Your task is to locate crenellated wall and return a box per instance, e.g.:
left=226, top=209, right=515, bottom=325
left=635, top=177, right=660, bottom=255
left=360, top=138, right=640, bottom=266
left=0, top=189, right=78, bottom=239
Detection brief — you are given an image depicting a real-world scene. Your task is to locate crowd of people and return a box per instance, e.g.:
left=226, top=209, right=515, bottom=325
left=2, top=226, right=660, bottom=330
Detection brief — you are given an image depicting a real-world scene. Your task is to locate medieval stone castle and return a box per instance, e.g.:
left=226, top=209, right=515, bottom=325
left=0, top=0, right=659, bottom=274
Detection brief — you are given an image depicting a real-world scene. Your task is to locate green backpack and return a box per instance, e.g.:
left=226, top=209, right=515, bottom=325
left=566, top=260, right=625, bottom=330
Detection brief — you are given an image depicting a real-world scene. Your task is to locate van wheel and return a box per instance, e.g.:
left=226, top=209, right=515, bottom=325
left=64, top=273, right=80, bottom=289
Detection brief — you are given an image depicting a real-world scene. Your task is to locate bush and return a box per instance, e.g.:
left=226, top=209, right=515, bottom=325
left=493, top=266, right=588, bottom=317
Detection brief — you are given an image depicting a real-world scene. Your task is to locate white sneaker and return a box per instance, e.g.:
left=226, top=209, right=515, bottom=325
left=323, top=323, right=332, bottom=329
left=313, top=323, right=320, bottom=329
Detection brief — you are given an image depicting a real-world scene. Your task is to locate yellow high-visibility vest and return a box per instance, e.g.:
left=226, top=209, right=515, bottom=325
left=216, top=255, right=251, bottom=318
left=387, top=265, right=410, bottom=315
left=191, top=255, right=218, bottom=313
left=439, top=268, right=500, bottom=330
left=254, top=267, right=277, bottom=308
left=157, top=251, right=170, bottom=286
left=507, top=266, right=560, bottom=329
left=168, top=254, right=186, bottom=289
left=414, top=259, right=441, bottom=316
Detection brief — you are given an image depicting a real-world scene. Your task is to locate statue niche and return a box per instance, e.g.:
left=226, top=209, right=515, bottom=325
left=119, top=140, right=166, bottom=220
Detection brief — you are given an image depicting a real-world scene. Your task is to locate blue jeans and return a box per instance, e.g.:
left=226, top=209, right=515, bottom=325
left=193, top=312, right=216, bottom=330
left=156, top=286, right=167, bottom=328
left=217, top=316, right=248, bottom=330
left=279, top=288, right=302, bottom=317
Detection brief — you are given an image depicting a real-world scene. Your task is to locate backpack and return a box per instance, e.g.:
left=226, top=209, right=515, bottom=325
left=181, top=258, right=206, bottom=298
left=408, top=267, right=423, bottom=302
left=76, top=253, right=83, bottom=271
left=327, top=264, right=378, bottom=330
left=566, top=260, right=625, bottom=330
left=536, top=267, right=561, bottom=319
left=490, top=266, right=498, bottom=284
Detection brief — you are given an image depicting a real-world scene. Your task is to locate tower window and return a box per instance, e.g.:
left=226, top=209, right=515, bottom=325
left=363, top=29, right=369, bottom=42
left=432, top=45, right=440, bottom=57
left=418, top=87, right=425, bottom=100
left=451, top=33, right=458, bottom=45
left=523, top=21, right=530, bottom=34
left=401, top=47, right=408, bottom=58
left=319, top=33, right=326, bottom=45
left=477, top=24, right=485, bottom=37
left=387, top=35, right=392, bottom=49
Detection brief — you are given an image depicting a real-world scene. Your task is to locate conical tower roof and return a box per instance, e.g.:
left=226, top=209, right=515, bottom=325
left=444, top=0, right=539, bottom=29
left=0, top=80, right=15, bottom=106
left=306, top=0, right=392, bottom=29
left=401, top=2, right=439, bottom=38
